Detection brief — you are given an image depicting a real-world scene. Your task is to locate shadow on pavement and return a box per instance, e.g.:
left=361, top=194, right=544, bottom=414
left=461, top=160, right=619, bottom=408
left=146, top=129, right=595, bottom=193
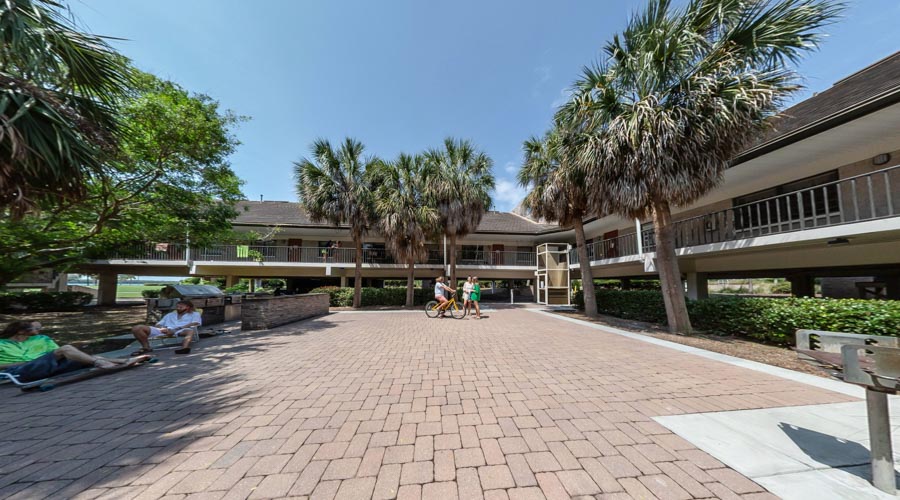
left=779, top=422, right=900, bottom=487
left=0, top=314, right=338, bottom=497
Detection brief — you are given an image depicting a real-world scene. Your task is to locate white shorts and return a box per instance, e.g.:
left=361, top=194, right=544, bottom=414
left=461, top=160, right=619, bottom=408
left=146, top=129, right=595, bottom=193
left=148, top=326, right=194, bottom=338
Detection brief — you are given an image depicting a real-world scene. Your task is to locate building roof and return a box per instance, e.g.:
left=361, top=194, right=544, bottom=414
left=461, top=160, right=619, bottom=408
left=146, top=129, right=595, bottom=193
left=235, top=201, right=314, bottom=226
left=234, top=201, right=557, bottom=234
left=735, top=51, right=900, bottom=164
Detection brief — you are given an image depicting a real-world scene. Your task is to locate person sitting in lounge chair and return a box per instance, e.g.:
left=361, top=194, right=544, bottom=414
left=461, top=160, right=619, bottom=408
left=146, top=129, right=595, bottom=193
left=0, top=321, right=146, bottom=383
left=131, top=299, right=201, bottom=355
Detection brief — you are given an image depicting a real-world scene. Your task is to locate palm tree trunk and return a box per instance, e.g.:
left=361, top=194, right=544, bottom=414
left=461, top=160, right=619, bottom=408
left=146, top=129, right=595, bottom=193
left=448, top=234, right=457, bottom=288
left=406, top=257, right=416, bottom=307
left=573, top=217, right=598, bottom=317
left=651, top=199, right=692, bottom=334
left=353, top=238, right=363, bottom=308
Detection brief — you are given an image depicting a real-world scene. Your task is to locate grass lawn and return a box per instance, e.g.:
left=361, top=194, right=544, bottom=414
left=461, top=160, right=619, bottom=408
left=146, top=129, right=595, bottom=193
left=116, top=283, right=170, bottom=299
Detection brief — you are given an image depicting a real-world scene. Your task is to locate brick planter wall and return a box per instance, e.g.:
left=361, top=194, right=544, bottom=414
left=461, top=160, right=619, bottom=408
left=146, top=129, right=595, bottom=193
left=240, top=293, right=329, bottom=331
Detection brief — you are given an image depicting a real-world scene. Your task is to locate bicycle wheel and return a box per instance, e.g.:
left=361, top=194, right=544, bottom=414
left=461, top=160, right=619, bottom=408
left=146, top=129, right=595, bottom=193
left=425, top=301, right=440, bottom=318
left=450, top=301, right=467, bottom=319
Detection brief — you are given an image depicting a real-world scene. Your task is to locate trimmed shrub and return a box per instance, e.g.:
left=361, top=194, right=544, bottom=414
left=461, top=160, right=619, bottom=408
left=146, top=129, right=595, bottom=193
left=310, top=287, right=430, bottom=307
left=141, top=289, right=162, bottom=298
left=574, top=289, right=900, bottom=344
left=0, top=291, right=93, bottom=312
left=770, top=281, right=792, bottom=294
left=223, top=281, right=250, bottom=293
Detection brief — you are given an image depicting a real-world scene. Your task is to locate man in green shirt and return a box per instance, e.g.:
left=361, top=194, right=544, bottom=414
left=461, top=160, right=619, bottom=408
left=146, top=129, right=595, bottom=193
left=0, top=320, right=141, bottom=382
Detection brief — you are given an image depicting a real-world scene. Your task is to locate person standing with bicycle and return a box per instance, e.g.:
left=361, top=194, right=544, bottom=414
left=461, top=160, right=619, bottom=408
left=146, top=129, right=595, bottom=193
left=434, top=276, right=456, bottom=318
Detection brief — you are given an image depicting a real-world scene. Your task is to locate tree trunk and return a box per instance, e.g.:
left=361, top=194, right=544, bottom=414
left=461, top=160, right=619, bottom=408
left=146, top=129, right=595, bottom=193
left=406, top=258, right=415, bottom=307
left=353, top=238, right=363, bottom=308
left=448, top=234, right=457, bottom=289
left=652, top=199, right=692, bottom=334
left=573, top=218, right=598, bottom=317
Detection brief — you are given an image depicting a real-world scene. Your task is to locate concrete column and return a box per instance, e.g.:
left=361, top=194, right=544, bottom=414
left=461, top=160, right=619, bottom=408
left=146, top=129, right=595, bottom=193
left=685, top=272, right=709, bottom=300
left=883, top=274, right=900, bottom=300
left=340, top=276, right=348, bottom=288
left=790, top=275, right=815, bottom=297
left=97, top=271, right=118, bottom=306
left=50, top=272, right=68, bottom=292
left=225, top=275, right=239, bottom=288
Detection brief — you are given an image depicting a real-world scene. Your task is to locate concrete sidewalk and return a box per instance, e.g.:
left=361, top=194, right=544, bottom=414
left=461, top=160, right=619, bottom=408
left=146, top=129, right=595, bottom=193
left=0, top=308, right=866, bottom=499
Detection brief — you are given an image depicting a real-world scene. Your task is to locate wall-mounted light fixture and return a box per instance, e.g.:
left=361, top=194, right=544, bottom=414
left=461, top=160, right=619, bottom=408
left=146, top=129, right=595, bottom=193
left=827, top=237, right=851, bottom=245
left=873, top=153, right=891, bottom=166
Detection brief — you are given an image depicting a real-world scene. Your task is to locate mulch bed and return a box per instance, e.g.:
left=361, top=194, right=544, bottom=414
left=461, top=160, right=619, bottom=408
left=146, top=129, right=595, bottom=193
left=553, top=310, right=826, bottom=377
left=0, top=305, right=146, bottom=354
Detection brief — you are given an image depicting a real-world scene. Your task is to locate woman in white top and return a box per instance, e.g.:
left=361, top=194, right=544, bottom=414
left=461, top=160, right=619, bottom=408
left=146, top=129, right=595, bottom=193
left=462, top=277, right=474, bottom=316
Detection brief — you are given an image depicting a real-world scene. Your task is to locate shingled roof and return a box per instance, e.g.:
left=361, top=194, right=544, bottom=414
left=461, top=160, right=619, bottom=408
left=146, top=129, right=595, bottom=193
left=735, top=51, right=900, bottom=164
left=234, top=201, right=557, bottom=234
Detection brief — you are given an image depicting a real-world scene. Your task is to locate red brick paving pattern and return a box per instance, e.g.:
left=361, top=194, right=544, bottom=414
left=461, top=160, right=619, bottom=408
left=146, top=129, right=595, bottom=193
left=0, top=309, right=852, bottom=499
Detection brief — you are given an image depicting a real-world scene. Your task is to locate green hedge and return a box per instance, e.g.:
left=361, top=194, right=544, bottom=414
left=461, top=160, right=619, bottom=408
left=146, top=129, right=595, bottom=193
left=0, top=291, right=93, bottom=312
left=574, top=289, right=900, bottom=344
left=310, top=286, right=430, bottom=307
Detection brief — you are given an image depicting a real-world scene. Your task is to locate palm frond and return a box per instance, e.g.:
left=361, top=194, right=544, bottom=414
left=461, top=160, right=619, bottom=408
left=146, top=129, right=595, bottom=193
left=0, top=0, right=133, bottom=216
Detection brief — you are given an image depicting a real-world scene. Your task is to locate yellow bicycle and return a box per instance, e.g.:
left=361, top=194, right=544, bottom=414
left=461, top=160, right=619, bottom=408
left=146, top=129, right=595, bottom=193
left=425, top=292, right=466, bottom=319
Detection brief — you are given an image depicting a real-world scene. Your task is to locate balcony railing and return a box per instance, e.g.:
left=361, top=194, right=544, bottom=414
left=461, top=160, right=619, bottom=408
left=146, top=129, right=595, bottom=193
left=101, top=244, right=536, bottom=268
left=101, top=243, right=189, bottom=261
left=572, top=164, right=900, bottom=264
left=457, top=251, right=537, bottom=267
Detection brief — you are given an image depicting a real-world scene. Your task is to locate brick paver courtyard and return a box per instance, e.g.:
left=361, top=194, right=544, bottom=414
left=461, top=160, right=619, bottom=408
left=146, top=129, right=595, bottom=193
left=0, top=308, right=855, bottom=499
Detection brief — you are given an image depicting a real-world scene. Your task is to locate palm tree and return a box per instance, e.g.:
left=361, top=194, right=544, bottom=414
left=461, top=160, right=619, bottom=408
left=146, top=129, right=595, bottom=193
left=563, top=0, right=841, bottom=334
left=295, top=138, right=379, bottom=308
left=370, top=154, right=440, bottom=306
left=1, top=0, right=132, bottom=217
left=425, top=138, right=495, bottom=288
left=518, top=126, right=599, bottom=317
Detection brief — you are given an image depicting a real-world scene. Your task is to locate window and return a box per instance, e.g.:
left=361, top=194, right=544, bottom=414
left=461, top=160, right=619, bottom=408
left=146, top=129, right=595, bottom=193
left=733, top=171, right=839, bottom=230
left=460, top=245, right=484, bottom=263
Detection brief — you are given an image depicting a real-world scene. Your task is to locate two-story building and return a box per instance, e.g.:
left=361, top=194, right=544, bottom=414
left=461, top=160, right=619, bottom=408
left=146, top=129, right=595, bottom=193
left=80, top=52, right=900, bottom=305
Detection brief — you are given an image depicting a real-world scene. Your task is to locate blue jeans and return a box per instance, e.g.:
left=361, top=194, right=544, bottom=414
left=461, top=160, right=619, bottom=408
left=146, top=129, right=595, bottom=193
left=1, top=352, right=89, bottom=382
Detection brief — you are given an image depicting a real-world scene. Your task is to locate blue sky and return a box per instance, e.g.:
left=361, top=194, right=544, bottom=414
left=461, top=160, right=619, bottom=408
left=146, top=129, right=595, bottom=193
left=71, top=0, right=899, bottom=211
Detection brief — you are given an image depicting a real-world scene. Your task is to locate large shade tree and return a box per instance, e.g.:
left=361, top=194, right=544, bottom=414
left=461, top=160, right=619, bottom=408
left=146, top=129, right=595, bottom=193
left=0, top=0, right=132, bottom=217
left=563, top=0, right=841, bottom=333
left=0, top=70, right=245, bottom=286
left=425, top=138, right=494, bottom=287
left=295, top=138, right=379, bottom=308
left=370, top=154, right=440, bottom=306
left=518, top=126, right=599, bottom=317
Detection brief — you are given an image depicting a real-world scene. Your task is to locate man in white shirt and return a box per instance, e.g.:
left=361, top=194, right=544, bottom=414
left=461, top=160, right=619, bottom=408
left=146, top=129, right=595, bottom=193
left=131, top=300, right=202, bottom=355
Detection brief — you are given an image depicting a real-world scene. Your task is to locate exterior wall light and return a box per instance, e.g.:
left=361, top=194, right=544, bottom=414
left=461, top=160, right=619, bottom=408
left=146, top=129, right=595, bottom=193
left=827, top=237, right=851, bottom=245
left=873, top=153, right=891, bottom=166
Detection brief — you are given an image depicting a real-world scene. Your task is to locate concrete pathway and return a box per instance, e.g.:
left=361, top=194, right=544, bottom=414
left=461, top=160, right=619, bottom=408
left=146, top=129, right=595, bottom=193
left=657, top=400, right=900, bottom=499
left=0, top=308, right=863, bottom=499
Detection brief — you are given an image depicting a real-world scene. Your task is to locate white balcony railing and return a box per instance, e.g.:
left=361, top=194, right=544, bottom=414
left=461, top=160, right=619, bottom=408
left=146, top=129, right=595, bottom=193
left=101, top=244, right=536, bottom=268
left=572, top=164, right=900, bottom=265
